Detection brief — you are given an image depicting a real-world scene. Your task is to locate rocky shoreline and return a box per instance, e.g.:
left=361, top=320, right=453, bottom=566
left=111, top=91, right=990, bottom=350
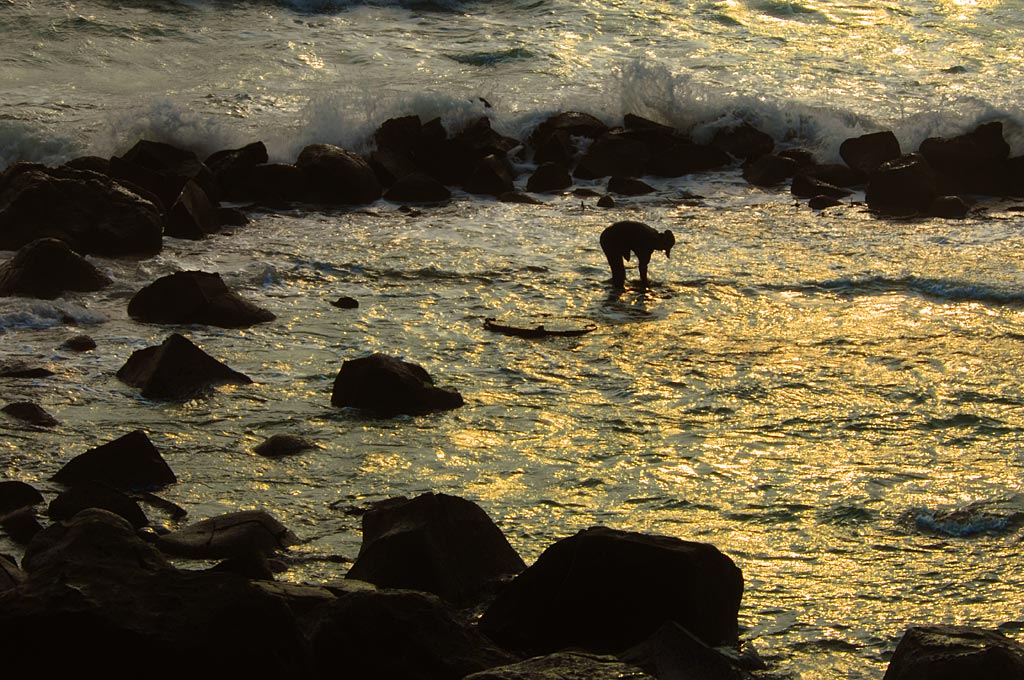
left=3, top=110, right=1024, bottom=677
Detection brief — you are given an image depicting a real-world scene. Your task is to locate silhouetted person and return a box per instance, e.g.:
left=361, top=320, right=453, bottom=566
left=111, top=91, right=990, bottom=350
left=600, top=220, right=674, bottom=287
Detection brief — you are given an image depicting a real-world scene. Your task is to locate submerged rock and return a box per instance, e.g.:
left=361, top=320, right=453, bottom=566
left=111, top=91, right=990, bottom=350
left=117, top=333, right=253, bottom=400
left=128, top=270, right=275, bottom=328
left=51, top=429, right=176, bottom=491
left=0, top=238, right=112, bottom=299
left=1, top=401, right=58, bottom=427
left=253, top=433, right=320, bottom=458
left=331, top=353, right=464, bottom=416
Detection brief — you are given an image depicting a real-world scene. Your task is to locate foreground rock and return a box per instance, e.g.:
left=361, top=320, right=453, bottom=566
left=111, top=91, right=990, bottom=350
left=51, top=429, right=176, bottom=490
left=883, top=625, right=1024, bottom=679
left=479, top=526, right=743, bottom=655
left=128, top=270, right=275, bottom=328
left=0, top=163, right=164, bottom=255
left=116, top=333, right=253, bottom=400
left=346, top=492, right=525, bottom=604
left=296, top=143, right=383, bottom=204
left=156, top=509, right=299, bottom=560
left=331, top=353, right=464, bottom=416
left=0, top=238, right=112, bottom=299
left=0, top=480, right=44, bottom=515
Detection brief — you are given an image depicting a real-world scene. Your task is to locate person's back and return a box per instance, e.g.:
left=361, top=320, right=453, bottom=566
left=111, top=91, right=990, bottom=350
left=599, top=220, right=674, bottom=287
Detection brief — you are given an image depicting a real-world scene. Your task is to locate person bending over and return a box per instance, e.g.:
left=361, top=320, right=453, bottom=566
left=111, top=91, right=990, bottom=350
left=599, top=220, right=675, bottom=287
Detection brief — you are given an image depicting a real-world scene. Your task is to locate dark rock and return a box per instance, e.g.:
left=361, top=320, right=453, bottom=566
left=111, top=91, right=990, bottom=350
left=110, top=139, right=220, bottom=209
left=479, top=526, right=743, bottom=655
left=646, top=141, right=732, bottom=177
left=384, top=172, right=451, bottom=203
left=205, top=141, right=269, bottom=198
left=607, top=175, right=656, bottom=196
left=216, top=206, right=249, bottom=227
left=624, top=113, right=676, bottom=135
left=331, top=296, right=359, bottom=309
left=742, top=154, right=798, bottom=187
left=229, top=163, right=306, bottom=203
left=453, top=116, right=521, bottom=159
left=883, top=625, right=1024, bottom=680
left=533, top=129, right=578, bottom=167
left=464, top=652, right=655, bottom=680
left=464, top=154, right=516, bottom=197
left=808, top=195, right=844, bottom=210
left=369, top=148, right=422, bottom=185
left=0, top=360, right=53, bottom=378
left=840, top=130, right=902, bottom=175
left=0, top=237, right=112, bottom=299
left=374, top=115, right=426, bottom=155
left=309, top=589, right=515, bottom=680
left=0, top=507, right=44, bottom=545
left=927, top=195, right=970, bottom=219
left=597, top=195, right=616, bottom=208
left=1, top=401, right=58, bottom=427
left=156, top=509, right=299, bottom=559
left=622, top=621, right=753, bottom=680
left=498, top=191, right=543, bottom=205
left=530, top=112, right=609, bottom=149
left=52, top=430, right=176, bottom=491
left=526, top=162, right=573, bottom=193
left=801, top=162, right=866, bottom=188
left=0, top=163, right=163, bottom=256
left=778, top=148, right=818, bottom=167
left=0, top=480, right=44, bottom=515
left=346, top=492, right=526, bottom=604
left=866, top=154, right=939, bottom=216
left=209, top=553, right=276, bottom=581
left=116, top=332, right=253, bottom=400
left=0, top=554, right=24, bottom=592
left=128, top=270, right=274, bottom=328
left=6, top=509, right=314, bottom=677
left=48, top=480, right=149, bottom=528
left=331, top=353, right=464, bottom=416
left=62, top=155, right=110, bottom=175
left=791, top=173, right=853, bottom=199
left=62, top=334, right=97, bottom=351
left=253, top=434, right=319, bottom=458
left=296, top=143, right=382, bottom=205
left=920, top=122, right=1012, bottom=195
left=712, top=122, right=774, bottom=161
left=574, top=132, right=651, bottom=179
left=166, top=179, right=220, bottom=239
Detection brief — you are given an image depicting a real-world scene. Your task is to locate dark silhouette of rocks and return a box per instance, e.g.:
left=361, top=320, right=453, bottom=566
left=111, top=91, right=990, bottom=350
left=296, top=143, right=383, bottom=204
left=166, top=178, right=221, bottom=239
left=574, top=132, right=651, bottom=179
left=791, top=172, right=853, bottom=199
left=529, top=111, right=609, bottom=151
left=866, top=154, right=940, bottom=216
left=331, top=352, right=464, bottom=416
left=0, top=237, right=112, bottom=299
left=479, top=525, right=743, bottom=655
left=840, top=130, right=902, bottom=175
left=712, top=122, right=775, bottom=161
left=1, top=401, right=58, bottom=427
left=116, top=332, right=253, bottom=400
left=384, top=171, right=452, bottom=203
left=109, top=139, right=220, bottom=209
left=52, top=429, right=176, bottom=491
left=128, top=270, right=275, bottom=328
left=253, top=433, right=320, bottom=458
left=743, top=154, right=798, bottom=187
left=883, top=625, right=1024, bottom=679
left=464, top=154, right=516, bottom=197
left=205, top=141, right=269, bottom=199
left=0, top=163, right=163, bottom=255
left=622, top=620, right=759, bottom=680
left=0, top=480, right=44, bottom=516
left=526, top=162, right=572, bottom=193
left=155, top=509, right=299, bottom=559
left=0, top=507, right=44, bottom=545
left=48, top=480, right=149, bottom=528
left=346, top=492, right=526, bottom=604
left=607, top=175, right=655, bottom=196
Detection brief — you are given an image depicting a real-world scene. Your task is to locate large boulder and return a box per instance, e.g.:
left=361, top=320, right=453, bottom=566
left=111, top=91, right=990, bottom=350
left=573, top=132, right=651, bottom=180
left=128, top=270, right=274, bottom=328
left=109, top=139, right=220, bottom=209
left=166, top=179, right=221, bottom=239
left=840, top=130, right=902, bottom=176
left=919, top=121, right=1012, bottom=195
left=295, top=144, right=382, bottom=204
left=646, top=141, right=732, bottom=177
left=0, top=164, right=163, bottom=256
left=331, top=353, right=464, bottom=416
left=204, top=141, right=269, bottom=199
left=883, top=625, right=1024, bottom=679
left=866, top=154, right=939, bottom=216
left=479, top=526, right=743, bottom=655
left=0, top=480, right=44, bottom=515
left=156, top=509, right=299, bottom=559
left=346, top=492, right=526, bottom=603
left=51, top=429, right=176, bottom=491
left=116, top=332, right=253, bottom=400
left=526, top=162, right=573, bottom=193
left=464, top=154, right=516, bottom=197
left=309, top=589, right=514, bottom=680
left=0, top=237, right=112, bottom=299
left=383, top=172, right=452, bottom=203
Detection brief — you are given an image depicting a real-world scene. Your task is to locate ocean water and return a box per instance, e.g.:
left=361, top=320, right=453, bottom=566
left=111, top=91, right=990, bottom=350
left=3, top=1, right=1024, bottom=678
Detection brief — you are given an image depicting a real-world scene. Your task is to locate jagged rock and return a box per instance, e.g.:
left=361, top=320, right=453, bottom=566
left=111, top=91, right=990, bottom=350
left=0, top=480, right=44, bottom=515
left=156, top=509, right=299, bottom=559
left=166, top=179, right=220, bottom=239
left=607, top=175, right=655, bottom=196
left=2, top=401, right=58, bottom=427
left=116, top=333, right=253, bottom=400
left=0, top=238, right=112, bottom=299
left=296, top=144, right=382, bottom=204
left=527, top=163, right=573, bottom=193
left=128, top=270, right=274, bottom=328
left=0, top=163, right=163, bottom=256
left=383, top=172, right=451, bottom=203
left=742, top=154, right=798, bottom=187
left=51, top=429, right=176, bottom=491
left=62, top=334, right=97, bottom=351
left=712, top=122, right=774, bottom=161
left=464, top=652, right=656, bottom=680
left=574, top=132, right=651, bottom=179
left=479, top=526, right=743, bottom=655
left=205, top=141, right=269, bottom=199
left=883, top=625, right=1024, bottom=680
left=464, top=154, right=516, bottom=196
left=346, top=492, right=526, bottom=603
left=533, top=129, right=578, bottom=167
left=866, top=154, right=939, bottom=216
left=331, top=353, right=464, bottom=416
left=530, top=112, right=609, bottom=149
left=253, top=434, right=320, bottom=458
left=48, top=480, right=149, bottom=528
left=309, top=589, right=515, bottom=680
left=840, top=130, right=902, bottom=175
left=109, top=139, right=220, bottom=209
left=919, top=122, right=1010, bottom=195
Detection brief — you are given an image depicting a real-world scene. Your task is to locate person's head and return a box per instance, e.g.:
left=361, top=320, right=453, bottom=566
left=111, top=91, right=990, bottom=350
left=661, top=229, right=675, bottom=258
